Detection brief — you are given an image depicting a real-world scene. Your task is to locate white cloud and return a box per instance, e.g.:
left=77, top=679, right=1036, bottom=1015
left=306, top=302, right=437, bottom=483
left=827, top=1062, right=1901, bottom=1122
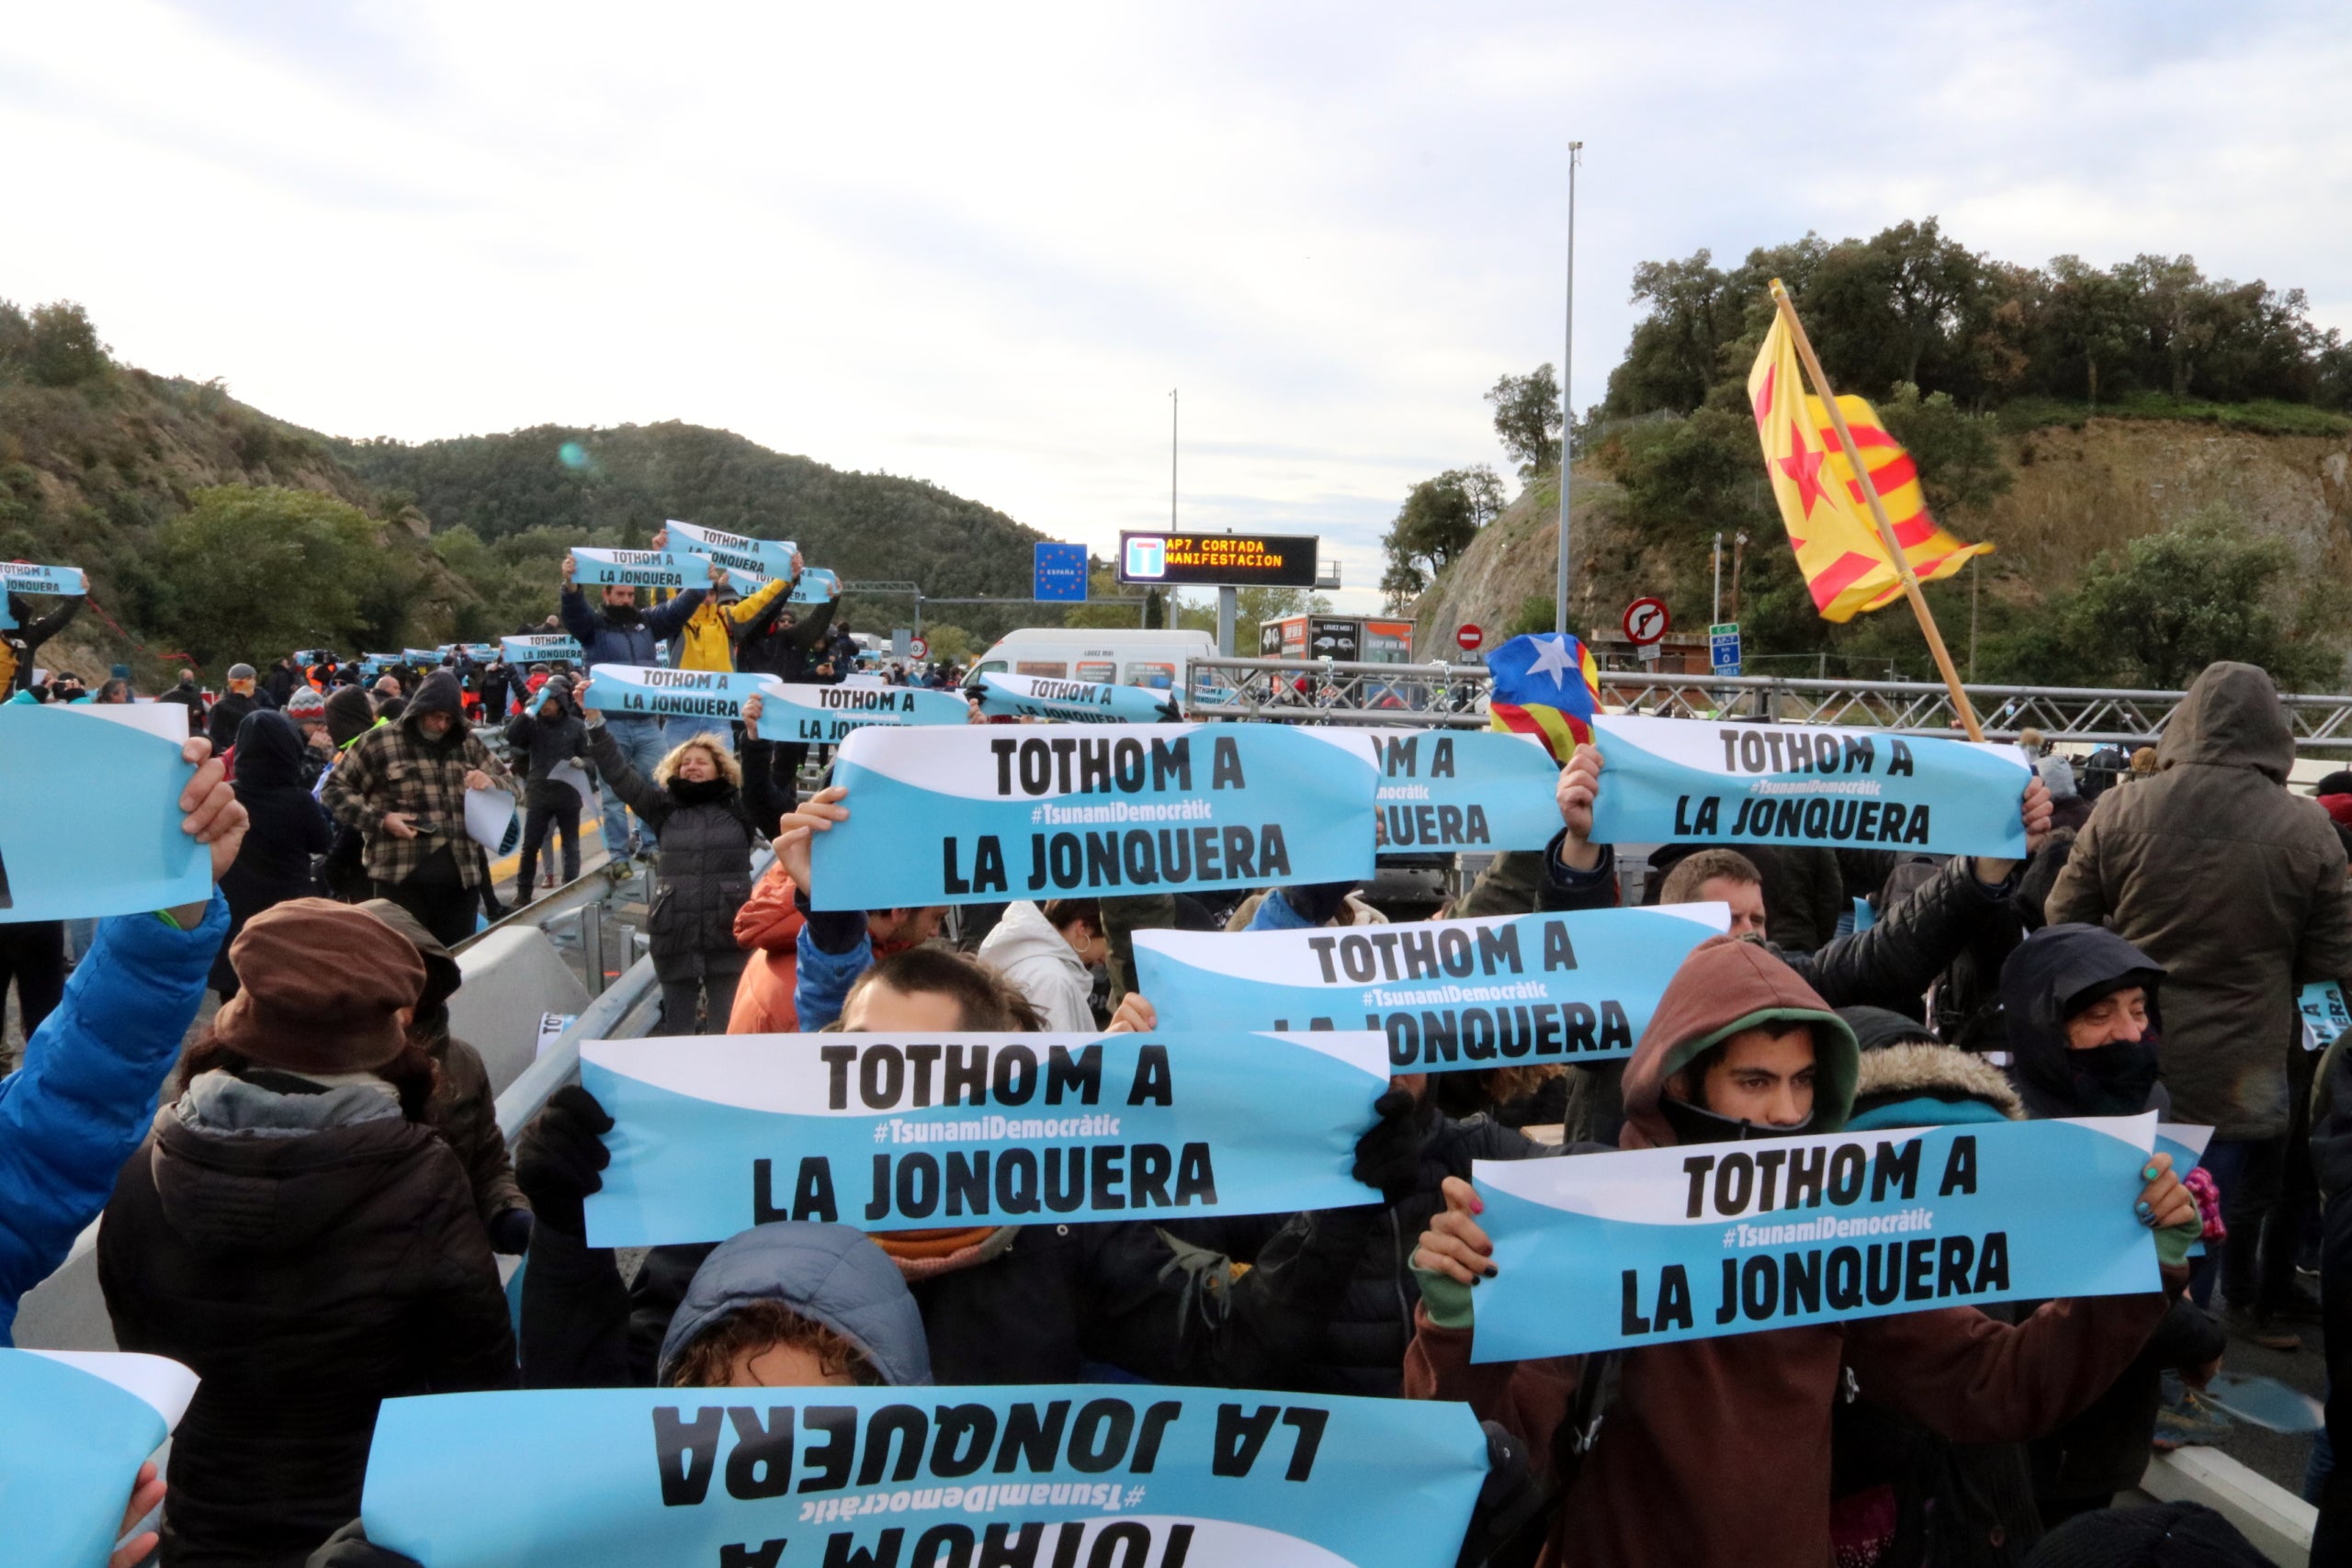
left=4, top=0, right=2345, bottom=616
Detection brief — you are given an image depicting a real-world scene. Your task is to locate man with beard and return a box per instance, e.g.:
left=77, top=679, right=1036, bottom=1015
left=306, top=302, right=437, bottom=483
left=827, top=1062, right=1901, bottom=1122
left=322, top=671, right=520, bottom=945
left=558, top=551, right=713, bottom=863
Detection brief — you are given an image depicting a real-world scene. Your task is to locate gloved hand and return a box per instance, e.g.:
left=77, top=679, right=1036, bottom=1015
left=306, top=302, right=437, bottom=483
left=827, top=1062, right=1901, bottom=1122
left=1351, top=1089, right=1429, bottom=1205
left=514, top=1085, right=613, bottom=1239
left=487, top=1207, right=536, bottom=1257
left=1279, top=881, right=1361, bottom=927
left=2156, top=1210, right=2203, bottom=1270
left=307, top=1520, right=423, bottom=1568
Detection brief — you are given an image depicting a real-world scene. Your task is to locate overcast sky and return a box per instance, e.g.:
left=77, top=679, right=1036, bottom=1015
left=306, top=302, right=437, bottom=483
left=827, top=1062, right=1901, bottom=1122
left=6, top=1, right=2346, bottom=615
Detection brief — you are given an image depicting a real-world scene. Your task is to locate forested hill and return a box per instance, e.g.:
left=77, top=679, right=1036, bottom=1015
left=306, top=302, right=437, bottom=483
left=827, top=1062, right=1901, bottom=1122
left=334, top=422, right=1047, bottom=609
left=0, top=296, right=1061, bottom=681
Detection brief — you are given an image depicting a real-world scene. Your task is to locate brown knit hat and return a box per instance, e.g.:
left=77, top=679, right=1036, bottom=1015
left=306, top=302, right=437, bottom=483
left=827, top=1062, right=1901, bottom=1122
left=212, top=898, right=427, bottom=1074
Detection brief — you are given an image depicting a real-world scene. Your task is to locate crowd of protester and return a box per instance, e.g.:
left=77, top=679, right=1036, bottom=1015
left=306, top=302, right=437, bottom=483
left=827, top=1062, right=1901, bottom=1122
left=9, top=536, right=2352, bottom=1568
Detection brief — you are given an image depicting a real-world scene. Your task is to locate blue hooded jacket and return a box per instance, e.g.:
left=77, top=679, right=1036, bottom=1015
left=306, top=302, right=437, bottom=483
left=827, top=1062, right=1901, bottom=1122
left=0, top=890, right=228, bottom=1343
left=657, top=1223, right=931, bottom=1387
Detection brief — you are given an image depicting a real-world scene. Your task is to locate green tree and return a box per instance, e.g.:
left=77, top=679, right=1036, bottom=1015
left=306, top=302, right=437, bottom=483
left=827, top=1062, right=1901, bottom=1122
left=923, top=623, right=975, bottom=662
left=27, top=302, right=111, bottom=388
left=1064, top=566, right=1143, bottom=629
left=1381, top=466, right=1502, bottom=600
left=1173, top=584, right=1329, bottom=655
left=1876, top=386, right=2012, bottom=518
left=1487, top=366, right=1564, bottom=479
left=2053, top=507, right=2346, bottom=690
left=154, top=486, right=393, bottom=667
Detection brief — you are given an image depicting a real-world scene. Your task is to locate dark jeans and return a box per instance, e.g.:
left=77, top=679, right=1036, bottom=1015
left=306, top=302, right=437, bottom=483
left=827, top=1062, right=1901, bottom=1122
left=0, top=919, right=66, bottom=1054
left=373, top=878, right=478, bottom=950
left=656, top=970, right=742, bottom=1036
left=520, top=798, right=582, bottom=892
left=2190, top=1135, right=2287, bottom=1310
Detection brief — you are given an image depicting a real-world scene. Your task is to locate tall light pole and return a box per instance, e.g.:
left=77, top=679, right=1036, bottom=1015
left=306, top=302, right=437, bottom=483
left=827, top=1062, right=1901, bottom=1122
left=1554, top=141, right=1583, bottom=637
left=1163, top=389, right=1177, bottom=632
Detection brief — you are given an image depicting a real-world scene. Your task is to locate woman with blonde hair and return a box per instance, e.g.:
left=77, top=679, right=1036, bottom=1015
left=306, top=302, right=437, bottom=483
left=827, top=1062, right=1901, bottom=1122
left=582, top=712, right=762, bottom=1033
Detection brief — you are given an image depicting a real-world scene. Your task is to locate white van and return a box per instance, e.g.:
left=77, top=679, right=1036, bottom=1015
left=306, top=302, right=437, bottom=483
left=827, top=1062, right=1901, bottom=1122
left=970, top=626, right=1216, bottom=692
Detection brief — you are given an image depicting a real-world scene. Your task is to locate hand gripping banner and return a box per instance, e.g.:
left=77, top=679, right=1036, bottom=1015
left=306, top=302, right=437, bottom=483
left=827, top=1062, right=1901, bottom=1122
left=579, top=1031, right=1390, bottom=1246
left=1586, top=714, right=2030, bottom=859
left=0, top=560, right=86, bottom=596
left=1467, top=1113, right=2162, bottom=1362
left=362, top=1383, right=1488, bottom=1568
left=581, top=666, right=777, bottom=723
left=807, top=723, right=1375, bottom=910
left=0, top=1349, right=197, bottom=1568
left=1135, top=904, right=1729, bottom=1074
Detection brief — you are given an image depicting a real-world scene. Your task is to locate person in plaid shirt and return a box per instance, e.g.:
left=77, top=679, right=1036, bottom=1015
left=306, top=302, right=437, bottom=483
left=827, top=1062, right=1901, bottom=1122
left=323, top=671, right=519, bottom=945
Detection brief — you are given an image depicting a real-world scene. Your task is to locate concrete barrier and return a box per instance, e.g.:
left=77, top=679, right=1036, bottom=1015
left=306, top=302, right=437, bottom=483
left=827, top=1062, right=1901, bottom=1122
left=2142, top=1448, right=2315, bottom=1565
left=448, top=926, right=594, bottom=1098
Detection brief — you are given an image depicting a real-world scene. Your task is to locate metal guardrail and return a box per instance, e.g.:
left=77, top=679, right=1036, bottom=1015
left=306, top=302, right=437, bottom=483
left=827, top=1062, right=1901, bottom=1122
left=1184, top=657, right=2352, bottom=750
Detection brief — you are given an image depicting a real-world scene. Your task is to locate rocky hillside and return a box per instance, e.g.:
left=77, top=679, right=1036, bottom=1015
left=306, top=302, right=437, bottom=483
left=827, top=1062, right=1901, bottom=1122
left=1413, top=416, right=2352, bottom=675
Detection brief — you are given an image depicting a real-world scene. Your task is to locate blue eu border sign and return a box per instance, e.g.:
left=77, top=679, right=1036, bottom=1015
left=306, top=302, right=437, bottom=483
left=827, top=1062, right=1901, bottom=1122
left=1035, top=543, right=1090, bottom=603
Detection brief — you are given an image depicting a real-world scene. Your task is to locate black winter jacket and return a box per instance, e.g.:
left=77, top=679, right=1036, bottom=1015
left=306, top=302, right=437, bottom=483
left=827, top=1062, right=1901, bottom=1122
left=504, top=705, right=590, bottom=811
left=521, top=1209, right=1373, bottom=1393
left=209, top=711, right=334, bottom=995
left=735, top=593, right=840, bottom=684
left=585, top=724, right=755, bottom=981
left=97, top=1072, right=515, bottom=1568
left=557, top=585, right=706, bottom=693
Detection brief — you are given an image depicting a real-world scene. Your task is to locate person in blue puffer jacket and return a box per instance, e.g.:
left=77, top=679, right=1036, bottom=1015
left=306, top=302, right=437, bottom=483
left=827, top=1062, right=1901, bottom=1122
left=0, top=734, right=247, bottom=1346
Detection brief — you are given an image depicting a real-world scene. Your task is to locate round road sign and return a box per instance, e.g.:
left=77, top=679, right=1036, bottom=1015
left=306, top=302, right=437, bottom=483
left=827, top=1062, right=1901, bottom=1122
left=1454, top=624, right=1483, bottom=652
left=1623, top=597, right=1669, bottom=646
left=908, top=637, right=929, bottom=660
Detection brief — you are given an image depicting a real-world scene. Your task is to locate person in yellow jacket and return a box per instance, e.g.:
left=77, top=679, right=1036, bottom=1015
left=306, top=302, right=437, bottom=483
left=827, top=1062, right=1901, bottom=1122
left=643, top=526, right=801, bottom=747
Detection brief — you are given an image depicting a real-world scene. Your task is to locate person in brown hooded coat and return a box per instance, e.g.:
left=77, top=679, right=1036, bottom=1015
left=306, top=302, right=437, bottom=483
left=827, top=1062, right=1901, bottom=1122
left=1403, top=935, right=2195, bottom=1568
left=357, top=899, right=532, bottom=1254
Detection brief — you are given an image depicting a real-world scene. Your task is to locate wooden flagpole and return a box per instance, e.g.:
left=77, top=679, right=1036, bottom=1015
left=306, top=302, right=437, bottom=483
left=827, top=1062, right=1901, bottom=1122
left=1769, top=278, right=1985, bottom=742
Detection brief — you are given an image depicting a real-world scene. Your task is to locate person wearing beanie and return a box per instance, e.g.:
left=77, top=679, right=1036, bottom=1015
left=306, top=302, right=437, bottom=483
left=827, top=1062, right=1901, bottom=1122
left=357, top=900, right=531, bottom=1251
left=322, top=670, right=520, bottom=945
left=2022, top=1499, right=2270, bottom=1567
left=283, top=685, right=334, bottom=782
left=1404, top=935, right=2196, bottom=1568
left=208, top=710, right=335, bottom=1000
left=96, top=899, right=516, bottom=1568
left=501, top=674, right=591, bottom=900
left=205, top=660, right=266, bottom=753
left=322, top=682, right=376, bottom=750
left=2038, top=751, right=2092, bottom=832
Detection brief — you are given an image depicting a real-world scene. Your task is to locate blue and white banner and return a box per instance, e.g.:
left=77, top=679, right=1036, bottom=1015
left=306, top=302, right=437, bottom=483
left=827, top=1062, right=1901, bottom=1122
left=789, top=566, right=842, bottom=605
left=752, top=681, right=967, bottom=745
left=2303, top=981, right=2352, bottom=1052
left=1467, top=1113, right=2161, bottom=1362
left=972, top=672, right=1180, bottom=726
left=503, top=634, right=583, bottom=664
left=579, top=1031, right=1389, bottom=1246
left=362, top=1383, right=1486, bottom=1568
left=1136, top=904, right=1730, bottom=1074
left=665, top=519, right=797, bottom=580
left=1338, top=729, right=1561, bottom=854
left=808, top=723, right=1376, bottom=910
left=1587, top=714, right=2030, bottom=859
left=1, top=1349, right=197, bottom=1568
left=0, top=560, right=87, bottom=596
left=0, top=705, right=209, bottom=922
left=574, top=547, right=695, bottom=589
left=401, top=648, right=443, bottom=666
left=581, top=665, right=773, bottom=723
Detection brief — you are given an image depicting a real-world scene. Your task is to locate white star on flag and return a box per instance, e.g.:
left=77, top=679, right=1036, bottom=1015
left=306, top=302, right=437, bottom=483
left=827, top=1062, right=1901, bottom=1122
left=1525, top=635, right=1578, bottom=689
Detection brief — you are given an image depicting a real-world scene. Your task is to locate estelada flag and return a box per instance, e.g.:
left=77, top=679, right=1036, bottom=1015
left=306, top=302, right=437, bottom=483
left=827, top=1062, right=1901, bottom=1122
left=1747, top=311, right=1992, bottom=622
left=1487, top=632, right=1603, bottom=761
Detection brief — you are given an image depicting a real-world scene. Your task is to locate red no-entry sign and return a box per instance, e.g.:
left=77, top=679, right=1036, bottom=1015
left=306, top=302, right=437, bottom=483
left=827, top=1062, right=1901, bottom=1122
left=1454, top=624, right=1483, bottom=651
left=1623, top=597, right=1669, bottom=646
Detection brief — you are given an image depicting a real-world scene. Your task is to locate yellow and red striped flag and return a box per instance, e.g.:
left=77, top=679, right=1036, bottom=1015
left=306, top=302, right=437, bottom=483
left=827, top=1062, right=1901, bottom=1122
left=1747, top=312, right=1992, bottom=622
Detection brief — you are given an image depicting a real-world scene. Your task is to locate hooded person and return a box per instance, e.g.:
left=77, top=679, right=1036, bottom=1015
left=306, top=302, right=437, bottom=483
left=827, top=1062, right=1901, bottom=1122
left=1832, top=1016, right=2045, bottom=1568
left=2049, top=661, right=2352, bottom=1333
left=1997, top=927, right=2229, bottom=1519
left=322, top=670, right=519, bottom=947
left=1401, top=935, right=2194, bottom=1568
left=502, top=674, right=591, bottom=900
left=322, top=683, right=377, bottom=750
left=2038, top=753, right=2092, bottom=834
left=97, top=899, right=516, bottom=1568
left=725, top=859, right=808, bottom=1034
left=209, top=709, right=335, bottom=999
left=976, top=897, right=1106, bottom=1032
left=357, top=899, right=532, bottom=1253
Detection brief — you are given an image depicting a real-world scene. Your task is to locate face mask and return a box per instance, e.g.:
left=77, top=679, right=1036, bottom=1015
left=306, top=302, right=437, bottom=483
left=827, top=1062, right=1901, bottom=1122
left=2063, top=1039, right=2160, bottom=1116
left=604, top=602, right=640, bottom=626
left=1658, top=1092, right=1815, bottom=1147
